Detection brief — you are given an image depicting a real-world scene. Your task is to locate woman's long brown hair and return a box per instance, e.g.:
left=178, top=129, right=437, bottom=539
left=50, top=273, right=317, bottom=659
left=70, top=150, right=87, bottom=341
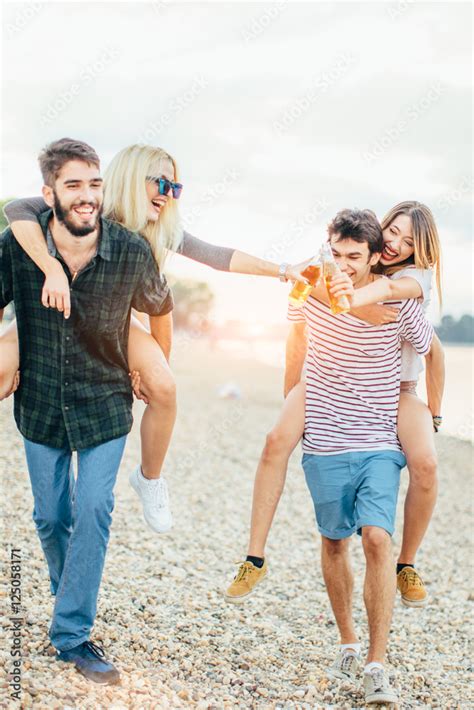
left=379, top=201, right=442, bottom=306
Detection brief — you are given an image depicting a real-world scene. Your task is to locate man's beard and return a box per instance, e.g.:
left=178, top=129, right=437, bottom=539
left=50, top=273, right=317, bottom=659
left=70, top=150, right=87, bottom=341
left=53, top=191, right=102, bottom=237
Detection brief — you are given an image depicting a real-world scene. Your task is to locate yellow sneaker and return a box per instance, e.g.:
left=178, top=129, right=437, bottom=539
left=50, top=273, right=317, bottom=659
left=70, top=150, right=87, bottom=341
left=397, top=566, right=428, bottom=607
left=224, top=560, right=268, bottom=604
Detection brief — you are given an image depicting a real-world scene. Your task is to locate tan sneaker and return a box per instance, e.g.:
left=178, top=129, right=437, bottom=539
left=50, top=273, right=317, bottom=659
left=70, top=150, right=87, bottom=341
left=397, top=566, right=428, bottom=607
left=224, top=560, right=268, bottom=603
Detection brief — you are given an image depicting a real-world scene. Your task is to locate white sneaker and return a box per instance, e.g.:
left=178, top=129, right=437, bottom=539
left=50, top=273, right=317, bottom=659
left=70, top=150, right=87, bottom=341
left=327, top=650, right=360, bottom=682
left=364, top=666, right=399, bottom=705
left=129, top=466, right=173, bottom=533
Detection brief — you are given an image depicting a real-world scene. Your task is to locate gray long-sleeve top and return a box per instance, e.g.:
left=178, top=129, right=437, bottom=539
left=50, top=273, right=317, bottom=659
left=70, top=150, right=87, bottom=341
left=3, top=197, right=234, bottom=272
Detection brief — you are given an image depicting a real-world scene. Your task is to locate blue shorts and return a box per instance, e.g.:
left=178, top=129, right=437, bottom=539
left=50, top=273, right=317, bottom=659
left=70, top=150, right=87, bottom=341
left=302, top=450, right=406, bottom=539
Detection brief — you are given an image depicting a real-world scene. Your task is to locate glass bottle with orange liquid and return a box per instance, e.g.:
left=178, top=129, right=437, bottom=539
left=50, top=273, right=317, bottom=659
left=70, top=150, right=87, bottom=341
left=288, top=255, right=322, bottom=306
left=321, top=242, right=351, bottom=315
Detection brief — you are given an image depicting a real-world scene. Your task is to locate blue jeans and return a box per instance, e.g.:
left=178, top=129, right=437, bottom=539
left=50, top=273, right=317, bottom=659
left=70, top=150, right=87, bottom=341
left=23, top=435, right=127, bottom=652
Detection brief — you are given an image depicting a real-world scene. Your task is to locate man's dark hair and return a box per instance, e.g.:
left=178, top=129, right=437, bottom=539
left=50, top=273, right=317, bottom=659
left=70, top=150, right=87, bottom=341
left=327, top=208, right=383, bottom=255
left=38, top=137, right=100, bottom=186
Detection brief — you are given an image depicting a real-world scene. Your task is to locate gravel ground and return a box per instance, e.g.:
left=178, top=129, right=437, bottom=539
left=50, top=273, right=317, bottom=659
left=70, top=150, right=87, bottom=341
left=0, top=342, right=473, bottom=709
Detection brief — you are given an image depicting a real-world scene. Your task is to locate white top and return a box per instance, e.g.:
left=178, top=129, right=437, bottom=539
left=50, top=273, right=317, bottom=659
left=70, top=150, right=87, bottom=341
left=390, top=267, right=433, bottom=381
left=288, top=296, right=433, bottom=455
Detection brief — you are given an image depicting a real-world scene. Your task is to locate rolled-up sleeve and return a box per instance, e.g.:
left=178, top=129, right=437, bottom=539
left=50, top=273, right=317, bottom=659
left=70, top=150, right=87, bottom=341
left=3, top=196, right=48, bottom=224
left=287, top=302, right=306, bottom=323
left=398, top=299, right=434, bottom=356
left=132, top=245, right=174, bottom=316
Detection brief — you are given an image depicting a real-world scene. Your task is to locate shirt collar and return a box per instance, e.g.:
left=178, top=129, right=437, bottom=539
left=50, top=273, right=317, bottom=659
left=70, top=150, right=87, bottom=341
left=39, top=209, right=112, bottom=261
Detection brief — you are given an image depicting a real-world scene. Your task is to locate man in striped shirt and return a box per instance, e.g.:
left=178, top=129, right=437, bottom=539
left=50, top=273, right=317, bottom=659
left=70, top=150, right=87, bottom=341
left=287, top=209, right=434, bottom=705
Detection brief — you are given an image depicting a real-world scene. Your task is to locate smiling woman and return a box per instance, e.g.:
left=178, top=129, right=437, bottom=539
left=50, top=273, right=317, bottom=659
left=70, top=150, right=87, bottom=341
left=377, top=201, right=443, bottom=307
left=382, top=217, right=414, bottom=263
left=103, top=144, right=183, bottom=269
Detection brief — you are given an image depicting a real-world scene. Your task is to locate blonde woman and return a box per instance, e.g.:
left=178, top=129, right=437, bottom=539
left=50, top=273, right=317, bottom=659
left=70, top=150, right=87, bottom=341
left=1, top=143, right=309, bottom=534
left=225, top=201, right=445, bottom=610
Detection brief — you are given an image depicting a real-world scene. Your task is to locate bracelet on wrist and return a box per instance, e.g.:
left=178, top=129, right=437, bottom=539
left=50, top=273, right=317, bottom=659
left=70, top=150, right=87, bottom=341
left=278, top=262, right=290, bottom=282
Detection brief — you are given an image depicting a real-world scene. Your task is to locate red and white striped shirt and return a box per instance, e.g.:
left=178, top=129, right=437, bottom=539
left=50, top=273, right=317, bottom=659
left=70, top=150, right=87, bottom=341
left=287, top=296, right=434, bottom=454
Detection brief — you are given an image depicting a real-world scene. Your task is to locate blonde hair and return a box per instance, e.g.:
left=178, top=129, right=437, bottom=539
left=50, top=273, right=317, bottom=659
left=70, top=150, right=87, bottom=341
left=380, top=201, right=443, bottom=306
left=103, top=144, right=183, bottom=269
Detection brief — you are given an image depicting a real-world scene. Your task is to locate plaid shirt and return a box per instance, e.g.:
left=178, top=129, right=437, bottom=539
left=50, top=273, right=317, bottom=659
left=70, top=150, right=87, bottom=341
left=0, top=210, right=173, bottom=450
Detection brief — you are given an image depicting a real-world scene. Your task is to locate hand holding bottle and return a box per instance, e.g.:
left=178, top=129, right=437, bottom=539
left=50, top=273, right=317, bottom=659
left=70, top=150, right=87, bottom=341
left=285, top=258, right=314, bottom=284
left=321, top=243, right=351, bottom=315
left=288, top=254, right=322, bottom=305
left=327, top=272, right=355, bottom=305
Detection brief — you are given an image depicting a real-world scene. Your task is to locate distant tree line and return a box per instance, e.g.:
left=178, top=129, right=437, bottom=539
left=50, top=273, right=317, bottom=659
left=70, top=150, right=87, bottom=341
left=1, top=198, right=13, bottom=231
left=166, top=276, right=214, bottom=331
left=435, top=315, right=473, bottom=344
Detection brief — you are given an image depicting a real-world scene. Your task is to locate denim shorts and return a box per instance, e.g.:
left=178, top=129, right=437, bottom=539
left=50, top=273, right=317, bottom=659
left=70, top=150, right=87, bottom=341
left=302, top=450, right=406, bottom=540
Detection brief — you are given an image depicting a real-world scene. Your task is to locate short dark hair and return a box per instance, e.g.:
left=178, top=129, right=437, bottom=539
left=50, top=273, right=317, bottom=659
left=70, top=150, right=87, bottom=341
left=38, top=137, right=100, bottom=186
left=327, top=208, right=383, bottom=255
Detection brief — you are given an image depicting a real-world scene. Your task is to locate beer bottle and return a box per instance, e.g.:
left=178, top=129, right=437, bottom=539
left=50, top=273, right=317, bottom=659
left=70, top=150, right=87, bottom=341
left=321, top=243, right=351, bottom=315
left=288, top=255, right=322, bottom=306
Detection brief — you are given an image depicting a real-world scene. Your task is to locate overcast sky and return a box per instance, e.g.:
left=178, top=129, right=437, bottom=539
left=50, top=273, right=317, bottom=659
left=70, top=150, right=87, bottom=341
left=2, top=1, right=472, bottom=322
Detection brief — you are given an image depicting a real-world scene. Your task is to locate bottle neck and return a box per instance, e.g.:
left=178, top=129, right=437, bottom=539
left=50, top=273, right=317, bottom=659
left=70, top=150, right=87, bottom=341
left=321, top=242, right=334, bottom=261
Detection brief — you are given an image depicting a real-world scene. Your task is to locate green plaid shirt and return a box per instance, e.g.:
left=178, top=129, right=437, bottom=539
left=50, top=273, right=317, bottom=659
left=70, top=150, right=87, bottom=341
left=0, top=210, right=173, bottom=451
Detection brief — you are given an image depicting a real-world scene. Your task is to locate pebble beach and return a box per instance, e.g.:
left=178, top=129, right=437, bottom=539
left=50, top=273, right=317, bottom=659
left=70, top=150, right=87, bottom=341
left=1, top=341, right=473, bottom=709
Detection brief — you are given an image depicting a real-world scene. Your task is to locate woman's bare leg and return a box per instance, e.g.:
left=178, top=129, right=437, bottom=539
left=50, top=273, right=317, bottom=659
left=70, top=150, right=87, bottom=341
left=247, top=381, right=305, bottom=558
left=0, top=319, right=20, bottom=400
left=128, top=315, right=177, bottom=479
left=397, top=391, right=438, bottom=564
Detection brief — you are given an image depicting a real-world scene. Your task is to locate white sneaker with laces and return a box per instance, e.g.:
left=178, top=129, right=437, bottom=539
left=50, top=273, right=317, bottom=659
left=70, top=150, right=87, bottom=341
left=364, top=666, right=399, bottom=705
left=327, top=650, right=360, bottom=682
left=129, top=465, right=173, bottom=533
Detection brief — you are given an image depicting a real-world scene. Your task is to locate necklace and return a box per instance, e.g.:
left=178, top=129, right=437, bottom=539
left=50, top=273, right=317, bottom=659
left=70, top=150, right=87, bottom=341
left=68, top=247, right=98, bottom=280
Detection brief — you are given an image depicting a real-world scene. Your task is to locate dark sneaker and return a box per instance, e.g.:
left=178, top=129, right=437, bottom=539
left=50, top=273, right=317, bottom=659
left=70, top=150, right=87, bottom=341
left=57, top=641, right=120, bottom=685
